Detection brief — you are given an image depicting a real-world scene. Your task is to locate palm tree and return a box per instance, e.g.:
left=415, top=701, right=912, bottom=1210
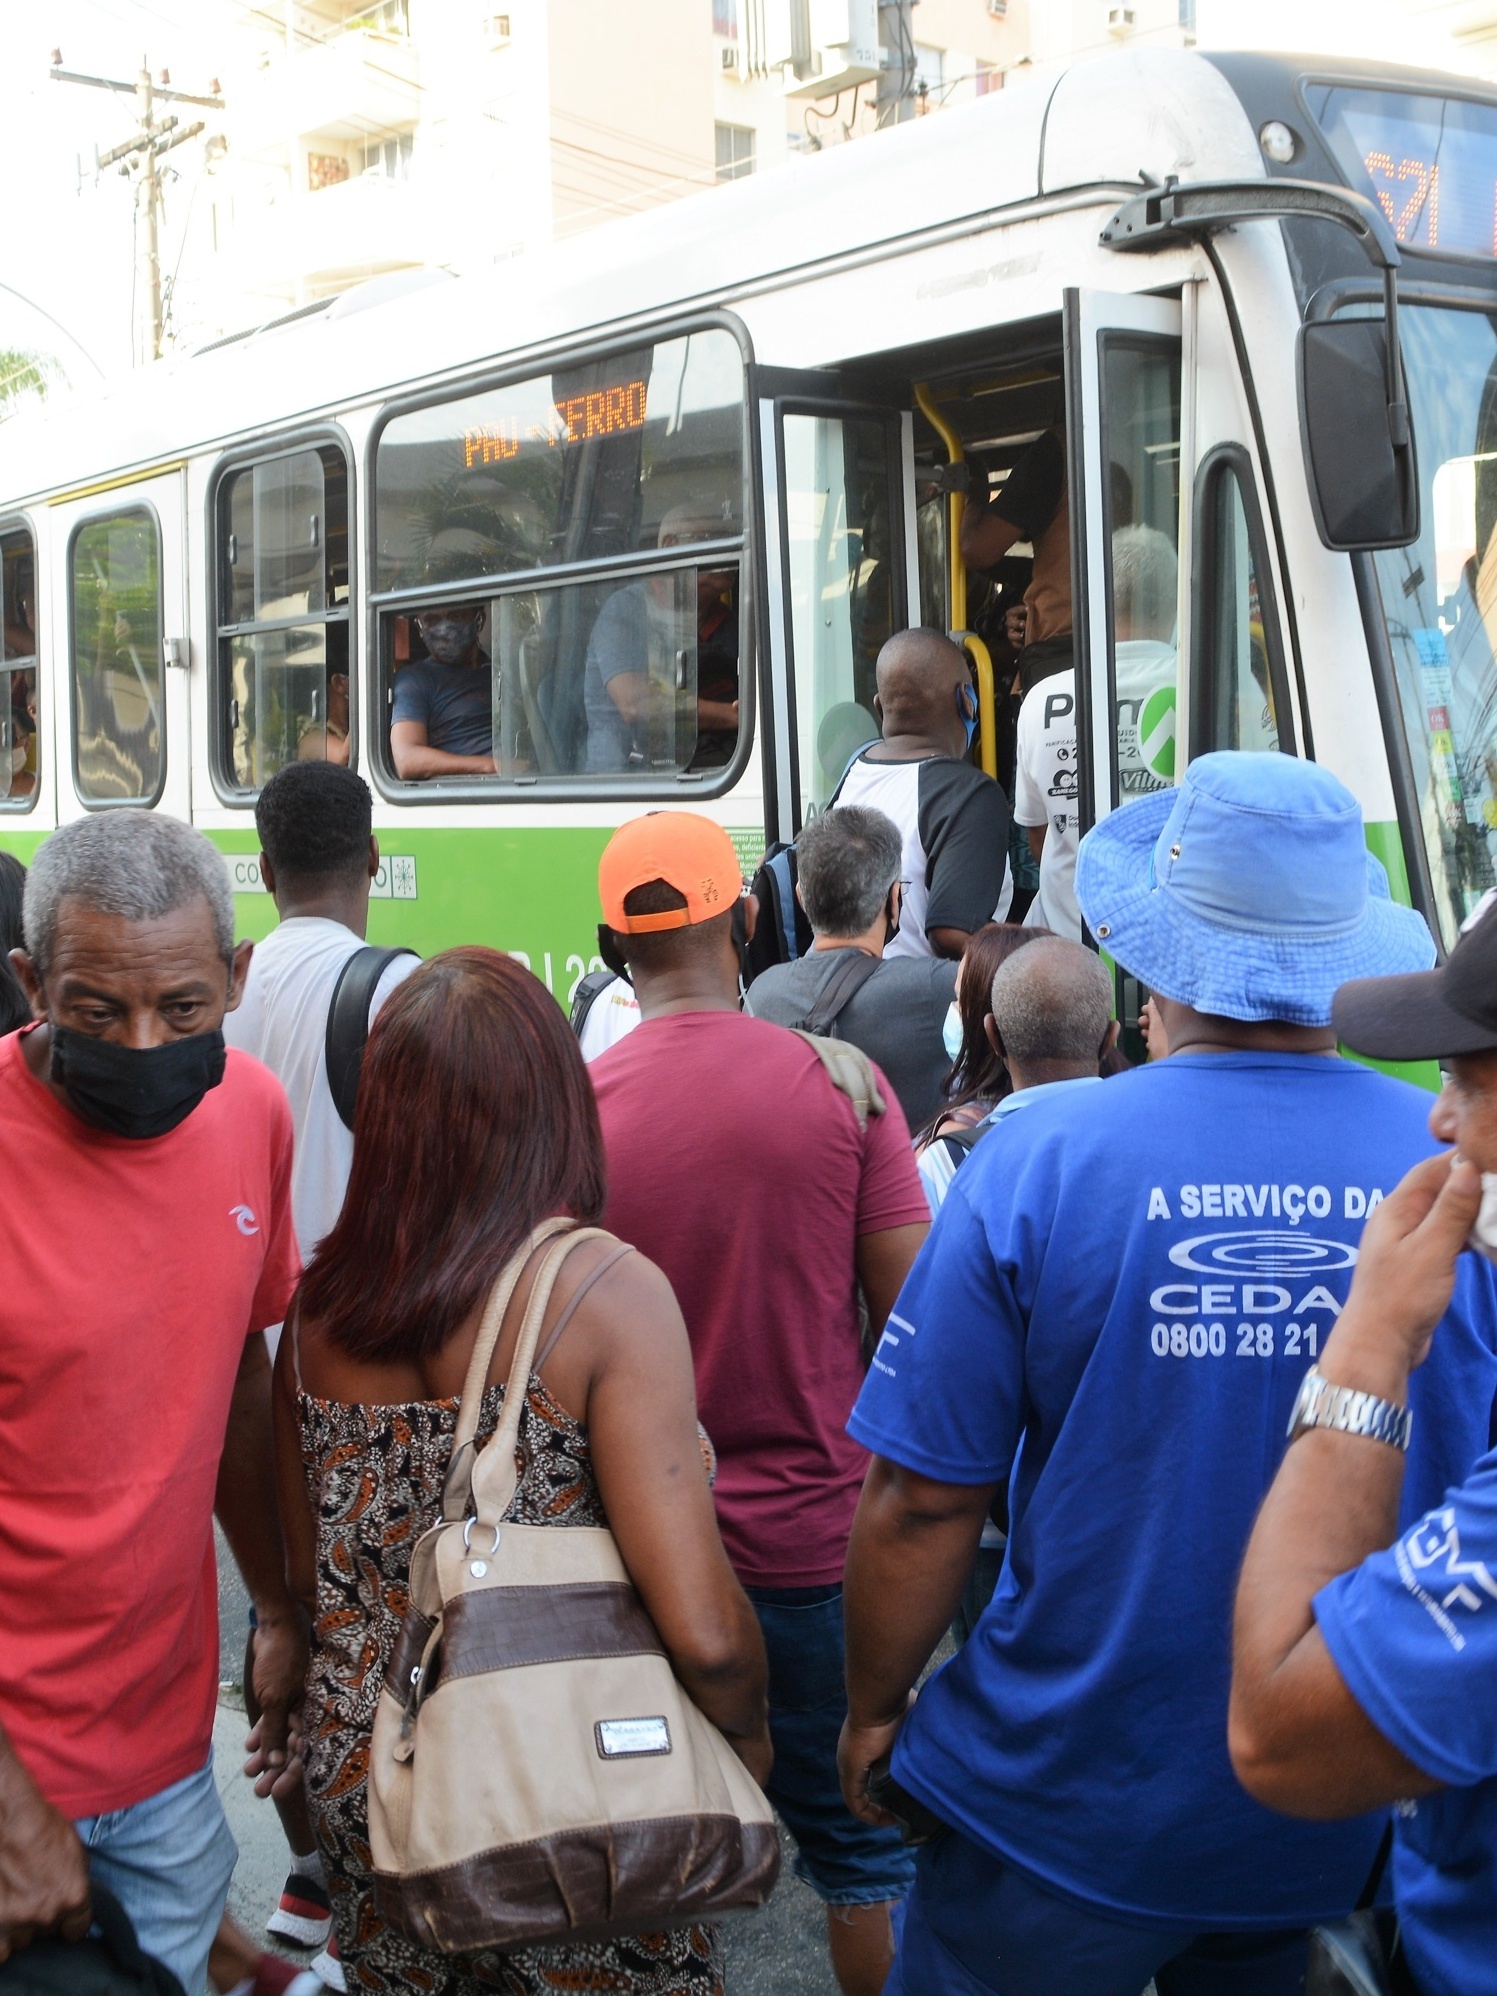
left=0, top=347, right=61, bottom=419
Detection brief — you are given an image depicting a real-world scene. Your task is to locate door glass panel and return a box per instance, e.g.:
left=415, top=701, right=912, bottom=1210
left=70, top=509, right=163, bottom=803
left=783, top=412, right=895, bottom=819
left=383, top=560, right=738, bottom=782
left=1199, top=461, right=1279, bottom=755
left=1101, top=340, right=1181, bottom=800
left=2, top=528, right=38, bottom=806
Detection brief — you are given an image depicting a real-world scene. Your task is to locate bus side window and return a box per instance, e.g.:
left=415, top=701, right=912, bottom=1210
left=1, top=526, right=38, bottom=808
left=70, top=509, right=164, bottom=806
left=216, top=445, right=351, bottom=792
left=1100, top=339, right=1181, bottom=803
left=1190, top=449, right=1282, bottom=759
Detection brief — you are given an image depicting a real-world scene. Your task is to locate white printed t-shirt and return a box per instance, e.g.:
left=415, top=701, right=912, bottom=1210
left=1013, top=644, right=1176, bottom=941
left=223, top=916, right=420, bottom=1263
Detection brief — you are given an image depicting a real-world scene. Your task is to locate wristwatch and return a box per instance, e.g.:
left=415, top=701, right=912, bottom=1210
left=1286, top=1367, right=1413, bottom=1453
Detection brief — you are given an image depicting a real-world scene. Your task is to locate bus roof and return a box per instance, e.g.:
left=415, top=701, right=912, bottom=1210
left=3, top=44, right=1493, bottom=507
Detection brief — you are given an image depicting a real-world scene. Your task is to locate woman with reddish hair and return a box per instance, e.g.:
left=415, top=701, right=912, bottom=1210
left=271, top=948, right=770, bottom=1995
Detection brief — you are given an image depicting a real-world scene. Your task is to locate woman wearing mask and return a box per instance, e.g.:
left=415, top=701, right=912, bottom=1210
left=268, top=948, right=771, bottom=1995
left=915, top=922, right=1048, bottom=1159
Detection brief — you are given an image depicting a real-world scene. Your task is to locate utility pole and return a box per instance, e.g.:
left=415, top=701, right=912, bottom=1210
left=50, top=52, right=223, bottom=364
left=876, top=0, right=915, bottom=126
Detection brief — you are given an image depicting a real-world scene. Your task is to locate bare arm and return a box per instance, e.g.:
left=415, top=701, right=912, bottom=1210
left=1230, top=1151, right=1480, bottom=1816
left=0, top=1720, right=91, bottom=1962
left=1026, top=826, right=1046, bottom=864
left=581, top=1254, right=772, bottom=1783
left=839, top=1460, right=995, bottom=1823
left=856, top=1223, right=928, bottom=1339
left=927, top=926, right=972, bottom=962
left=960, top=507, right=1024, bottom=571
left=390, top=719, right=496, bottom=779
left=217, top=1333, right=307, bottom=1782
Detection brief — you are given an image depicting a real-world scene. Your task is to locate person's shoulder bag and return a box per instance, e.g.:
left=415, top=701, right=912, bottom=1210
left=324, top=944, right=418, bottom=1131
left=0, top=1888, right=184, bottom=1996
left=367, top=1218, right=779, bottom=1954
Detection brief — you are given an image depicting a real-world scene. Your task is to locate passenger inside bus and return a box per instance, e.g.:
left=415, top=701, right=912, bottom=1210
left=297, top=670, right=350, bottom=767
left=960, top=427, right=1073, bottom=691
left=582, top=508, right=740, bottom=774
left=389, top=603, right=496, bottom=779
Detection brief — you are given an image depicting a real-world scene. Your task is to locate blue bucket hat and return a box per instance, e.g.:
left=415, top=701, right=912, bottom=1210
left=1074, top=752, right=1435, bottom=1025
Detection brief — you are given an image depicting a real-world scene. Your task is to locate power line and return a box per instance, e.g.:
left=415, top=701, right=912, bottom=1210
left=50, top=52, right=223, bottom=363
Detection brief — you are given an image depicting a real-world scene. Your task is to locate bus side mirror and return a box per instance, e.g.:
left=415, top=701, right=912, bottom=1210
left=1298, top=318, right=1419, bottom=552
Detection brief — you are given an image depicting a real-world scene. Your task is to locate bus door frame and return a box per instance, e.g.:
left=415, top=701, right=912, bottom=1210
left=752, top=365, right=913, bottom=846
left=51, top=466, right=193, bottom=827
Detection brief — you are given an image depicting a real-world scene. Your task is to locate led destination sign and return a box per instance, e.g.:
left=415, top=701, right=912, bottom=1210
left=1308, top=84, right=1497, bottom=259
left=463, top=379, right=650, bottom=468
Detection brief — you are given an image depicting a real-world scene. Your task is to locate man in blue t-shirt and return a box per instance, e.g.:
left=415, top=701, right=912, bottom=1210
left=1231, top=894, right=1497, bottom=1996
left=389, top=602, right=495, bottom=779
left=839, top=753, right=1497, bottom=1996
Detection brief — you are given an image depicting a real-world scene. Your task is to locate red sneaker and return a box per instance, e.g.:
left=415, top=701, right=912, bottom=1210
left=266, top=1871, right=333, bottom=1950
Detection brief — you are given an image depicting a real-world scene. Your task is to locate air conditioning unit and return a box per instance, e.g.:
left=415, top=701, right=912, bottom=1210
left=1107, top=5, right=1136, bottom=32
left=721, top=43, right=740, bottom=71
left=774, top=0, right=881, bottom=97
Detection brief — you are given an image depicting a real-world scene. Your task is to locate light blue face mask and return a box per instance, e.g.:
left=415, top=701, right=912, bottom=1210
left=942, top=1000, right=964, bottom=1063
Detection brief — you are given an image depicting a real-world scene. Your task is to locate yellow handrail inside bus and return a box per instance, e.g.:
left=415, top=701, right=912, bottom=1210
left=915, top=383, right=998, bottom=780
left=914, top=381, right=966, bottom=633
left=951, top=630, right=998, bottom=781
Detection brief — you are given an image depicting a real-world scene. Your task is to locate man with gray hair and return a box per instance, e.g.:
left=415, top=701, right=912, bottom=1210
left=917, top=937, right=1119, bottom=1215
left=0, top=809, right=303, bottom=1992
left=746, top=805, right=958, bottom=1127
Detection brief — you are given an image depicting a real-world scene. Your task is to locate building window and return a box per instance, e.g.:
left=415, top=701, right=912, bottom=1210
left=1179, top=0, right=1197, bottom=27
left=986, top=0, right=1008, bottom=15
left=217, top=445, right=351, bottom=792
left=913, top=44, right=944, bottom=104
left=975, top=60, right=1001, bottom=96
left=342, top=0, right=410, bottom=34
left=715, top=122, right=754, bottom=182
left=1, top=526, right=38, bottom=810
left=713, top=0, right=738, bottom=37
left=362, top=132, right=413, bottom=180
left=70, top=509, right=164, bottom=806
left=309, top=152, right=350, bottom=191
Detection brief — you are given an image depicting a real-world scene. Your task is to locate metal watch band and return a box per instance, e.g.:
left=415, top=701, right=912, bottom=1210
left=1286, top=1367, right=1413, bottom=1453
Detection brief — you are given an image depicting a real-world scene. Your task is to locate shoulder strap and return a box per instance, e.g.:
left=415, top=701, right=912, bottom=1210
left=534, top=1241, right=634, bottom=1372
left=469, top=1227, right=614, bottom=1527
left=796, top=950, right=883, bottom=1038
left=941, top=1125, right=985, bottom=1160
left=790, top=1030, right=887, bottom=1133
left=441, top=1215, right=573, bottom=1519
left=826, top=739, right=876, bottom=809
left=765, top=849, right=800, bottom=961
left=325, top=945, right=418, bottom=1131
left=568, top=967, right=618, bottom=1040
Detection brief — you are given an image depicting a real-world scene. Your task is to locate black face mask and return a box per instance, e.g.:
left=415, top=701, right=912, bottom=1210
left=50, top=1026, right=227, bottom=1140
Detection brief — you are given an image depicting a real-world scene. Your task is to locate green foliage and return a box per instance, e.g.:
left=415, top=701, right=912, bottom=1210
left=0, top=348, right=59, bottom=419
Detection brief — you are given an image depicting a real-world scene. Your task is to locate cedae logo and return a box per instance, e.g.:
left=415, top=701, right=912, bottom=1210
left=230, top=1204, right=260, bottom=1237
left=1168, top=1232, right=1358, bottom=1277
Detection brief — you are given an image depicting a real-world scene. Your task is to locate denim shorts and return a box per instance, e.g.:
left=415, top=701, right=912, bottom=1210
left=888, top=1828, right=1309, bottom=1996
left=73, top=1751, right=237, bottom=1996
left=745, top=1583, right=916, bottom=1908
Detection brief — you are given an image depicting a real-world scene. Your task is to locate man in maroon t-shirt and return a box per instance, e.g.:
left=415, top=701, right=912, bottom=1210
left=591, top=813, right=929, bottom=1996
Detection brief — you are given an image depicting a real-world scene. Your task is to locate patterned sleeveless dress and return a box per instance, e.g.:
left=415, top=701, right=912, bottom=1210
left=298, top=1376, right=725, bottom=1995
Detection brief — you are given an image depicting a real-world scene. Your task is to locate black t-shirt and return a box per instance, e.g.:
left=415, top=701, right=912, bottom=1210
left=991, top=429, right=1065, bottom=542
left=834, top=752, right=1011, bottom=953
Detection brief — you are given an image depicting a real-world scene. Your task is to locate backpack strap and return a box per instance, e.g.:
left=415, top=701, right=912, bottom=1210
left=794, top=950, right=884, bottom=1038
left=790, top=1030, right=887, bottom=1133
left=325, top=945, right=418, bottom=1131
left=765, top=848, right=800, bottom=961
left=568, top=967, right=619, bottom=1040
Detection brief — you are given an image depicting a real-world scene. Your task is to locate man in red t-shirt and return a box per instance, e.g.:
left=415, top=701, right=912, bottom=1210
left=0, top=810, right=302, bottom=1994
left=590, top=813, right=929, bottom=1996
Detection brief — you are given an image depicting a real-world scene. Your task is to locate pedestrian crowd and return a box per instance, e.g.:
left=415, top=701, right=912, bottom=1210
left=3, top=627, right=1497, bottom=1996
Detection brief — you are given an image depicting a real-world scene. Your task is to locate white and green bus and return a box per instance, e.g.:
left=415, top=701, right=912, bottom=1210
left=2, top=44, right=1494, bottom=1044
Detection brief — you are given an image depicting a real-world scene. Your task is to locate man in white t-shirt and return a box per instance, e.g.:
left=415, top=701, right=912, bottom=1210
left=222, top=760, right=418, bottom=1985
left=1013, top=525, right=1177, bottom=940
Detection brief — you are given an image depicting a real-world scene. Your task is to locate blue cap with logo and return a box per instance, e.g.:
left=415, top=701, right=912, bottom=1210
left=1074, top=751, right=1435, bottom=1025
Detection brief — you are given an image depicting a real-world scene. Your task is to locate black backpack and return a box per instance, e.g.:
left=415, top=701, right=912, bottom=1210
left=743, top=744, right=875, bottom=986
left=0, top=1888, right=184, bottom=1995
left=569, top=968, right=621, bottom=1041
left=325, top=944, right=418, bottom=1131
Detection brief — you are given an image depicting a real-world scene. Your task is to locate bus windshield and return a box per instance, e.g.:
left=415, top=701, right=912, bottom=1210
left=1370, top=302, right=1497, bottom=948
left=1307, top=84, right=1497, bottom=258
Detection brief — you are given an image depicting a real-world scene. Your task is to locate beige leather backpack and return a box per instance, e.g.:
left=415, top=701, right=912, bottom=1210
left=368, top=1218, right=780, bottom=1954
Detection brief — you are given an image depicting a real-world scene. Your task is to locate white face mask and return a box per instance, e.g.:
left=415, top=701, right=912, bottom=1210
left=1468, top=1170, right=1497, bottom=1264
left=942, top=1000, right=964, bottom=1064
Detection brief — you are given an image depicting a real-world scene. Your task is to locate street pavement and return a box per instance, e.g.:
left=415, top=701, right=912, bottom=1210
left=217, top=1536, right=837, bottom=1995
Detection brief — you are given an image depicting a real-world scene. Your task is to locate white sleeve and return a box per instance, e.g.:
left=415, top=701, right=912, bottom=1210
left=1013, top=687, right=1049, bottom=829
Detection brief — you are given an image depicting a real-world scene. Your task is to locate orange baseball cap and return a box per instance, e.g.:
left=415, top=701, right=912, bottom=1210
left=598, top=812, right=744, bottom=933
